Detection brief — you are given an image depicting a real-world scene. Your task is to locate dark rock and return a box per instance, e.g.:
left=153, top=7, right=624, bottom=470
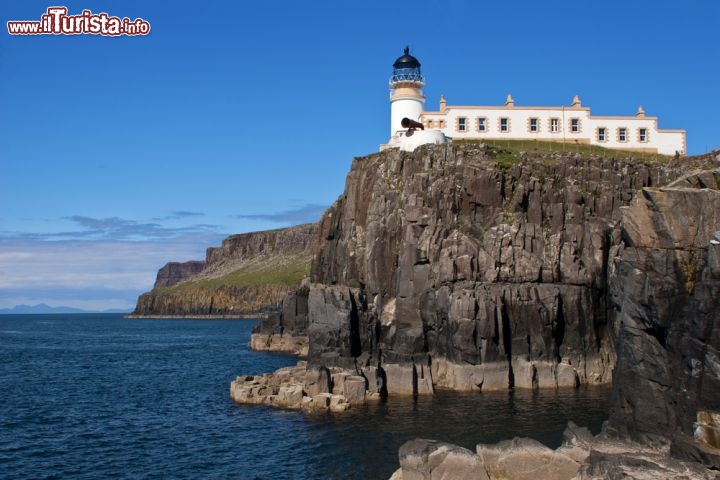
left=153, top=261, right=205, bottom=288
left=264, top=145, right=718, bottom=394
left=608, top=170, right=720, bottom=467
left=579, top=448, right=719, bottom=480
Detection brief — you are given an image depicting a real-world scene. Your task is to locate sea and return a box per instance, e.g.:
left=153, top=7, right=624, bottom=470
left=0, top=314, right=611, bottom=479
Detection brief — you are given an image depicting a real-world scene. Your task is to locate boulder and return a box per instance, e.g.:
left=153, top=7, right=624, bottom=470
left=304, top=366, right=331, bottom=396
left=277, top=385, right=303, bottom=407
left=343, top=376, right=367, bottom=404
left=475, top=437, right=580, bottom=480
left=398, top=439, right=489, bottom=480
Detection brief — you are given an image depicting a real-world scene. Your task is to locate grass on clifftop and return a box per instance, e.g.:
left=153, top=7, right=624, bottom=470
left=454, top=138, right=674, bottom=163
left=163, top=253, right=310, bottom=291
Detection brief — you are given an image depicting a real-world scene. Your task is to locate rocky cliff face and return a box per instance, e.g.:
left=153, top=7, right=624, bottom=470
left=390, top=165, right=720, bottom=479
left=258, top=143, right=717, bottom=394
left=131, top=223, right=317, bottom=317
left=153, top=261, right=205, bottom=289
left=608, top=168, right=720, bottom=466
left=201, top=224, right=318, bottom=279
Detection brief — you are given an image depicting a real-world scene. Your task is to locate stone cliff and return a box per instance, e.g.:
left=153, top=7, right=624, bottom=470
left=254, top=143, right=717, bottom=395
left=390, top=164, right=720, bottom=479
left=607, top=168, right=720, bottom=467
left=153, top=261, right=206, bottom=289
left=131, top=223, right=317, bottom=317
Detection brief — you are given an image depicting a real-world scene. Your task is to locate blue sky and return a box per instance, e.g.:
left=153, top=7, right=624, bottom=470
left=1, top=0, right=718, bottom=310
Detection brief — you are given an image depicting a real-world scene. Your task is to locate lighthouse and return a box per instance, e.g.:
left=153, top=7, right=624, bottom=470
left=380, top=47, right=447, bottom=152
left=380, top=47, right=684, bottom=155
left=389, top=47, right=425, bottom=137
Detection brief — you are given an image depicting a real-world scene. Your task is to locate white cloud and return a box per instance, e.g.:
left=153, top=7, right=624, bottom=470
left=236, top=203, right=327, bottom=224
left=0, top=232, right=225, bottom=310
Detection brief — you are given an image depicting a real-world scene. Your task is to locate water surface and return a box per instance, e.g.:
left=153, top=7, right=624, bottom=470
left=0, top=314, right=609, bottom=479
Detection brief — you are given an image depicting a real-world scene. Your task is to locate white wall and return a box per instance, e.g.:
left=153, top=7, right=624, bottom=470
left=390, top=94, right=424, bottom=137
left=421, top=106, right=686, bottom=155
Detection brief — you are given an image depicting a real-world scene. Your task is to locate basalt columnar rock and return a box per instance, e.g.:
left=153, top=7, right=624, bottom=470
left=130, top=223, right=317, bottom=317
left=255, top=143, right=718, bottom=395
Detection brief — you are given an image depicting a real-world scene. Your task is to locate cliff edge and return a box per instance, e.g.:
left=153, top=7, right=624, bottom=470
left=254, top=143, right=717, bottom=394
left=130, top=223, right=317, bottom=317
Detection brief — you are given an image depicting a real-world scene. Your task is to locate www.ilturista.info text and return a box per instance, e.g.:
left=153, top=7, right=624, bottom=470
left=7, top=7, right=150, bottom=36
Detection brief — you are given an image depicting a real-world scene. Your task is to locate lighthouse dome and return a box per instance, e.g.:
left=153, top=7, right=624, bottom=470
left=390, top=46, right=424, bottom=86
left=393, top=47, right=421, bottom=69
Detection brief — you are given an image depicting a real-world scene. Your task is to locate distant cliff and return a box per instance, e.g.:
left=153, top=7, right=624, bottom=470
left=153, top=261, right=205, bottom=289
left=131, top=223, right=318, bottom=317
left=256, top=142, right=718, bottom=393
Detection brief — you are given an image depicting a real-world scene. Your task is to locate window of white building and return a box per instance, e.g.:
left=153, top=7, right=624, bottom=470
left=457, top=117, right=467, bottom=132
left=571, top=118, right=580, bottom=133
left=618, top=128, right=627, bottom=142
left=529, top=118, right=538, bottom=132
left=550, top=118, right=559, bottom=133
left=500, top=118, right=509, bottom=132
left=477, top=117, right=486, bottom=132
left=598, top=127, right=606, bottom=142
left=639, top=128, right=647, bottom=142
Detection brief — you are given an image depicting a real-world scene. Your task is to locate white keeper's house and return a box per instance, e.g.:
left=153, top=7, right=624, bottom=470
left=382, top=47, right=686, bottom=155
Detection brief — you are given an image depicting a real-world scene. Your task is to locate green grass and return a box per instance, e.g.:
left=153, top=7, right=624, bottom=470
left=162, top=253, right=311, bottom=292
left=454, top=138, right=673, bottom=163
left=494, top=149, right=523, bottom=170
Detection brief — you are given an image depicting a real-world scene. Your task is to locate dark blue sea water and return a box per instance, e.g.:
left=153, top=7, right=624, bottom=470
left=0, top=314, right=610, bottom=479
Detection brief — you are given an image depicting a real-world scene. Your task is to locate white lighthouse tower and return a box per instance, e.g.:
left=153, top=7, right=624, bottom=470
left=382, top=47, right=447, bottom=152
left=389, top=46, right=425, bottom=137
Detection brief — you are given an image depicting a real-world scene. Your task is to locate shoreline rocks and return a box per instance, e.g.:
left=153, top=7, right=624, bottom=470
left=230, top=361, right=382, bottom=413
left=391, top=422, right=720, bottom=480
left=249, top=332, right=309, bottom=356
left=125, top=314, right=268, bottom=319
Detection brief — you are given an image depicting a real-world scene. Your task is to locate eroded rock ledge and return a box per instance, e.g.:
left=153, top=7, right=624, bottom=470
left=230, top=361, right=381, bottom=412
left=391, top=422, right=720, bottom=480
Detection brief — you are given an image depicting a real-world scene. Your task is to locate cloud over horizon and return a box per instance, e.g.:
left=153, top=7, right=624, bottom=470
left=0, top=207, right=328, bottom=310
left=0, top=214, right=228, bottom=310
left=235, top=203, right=328, bottom=225
left=0, top=235, right=225, bottom=310
left=60, top=215, right=219, bottom=241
